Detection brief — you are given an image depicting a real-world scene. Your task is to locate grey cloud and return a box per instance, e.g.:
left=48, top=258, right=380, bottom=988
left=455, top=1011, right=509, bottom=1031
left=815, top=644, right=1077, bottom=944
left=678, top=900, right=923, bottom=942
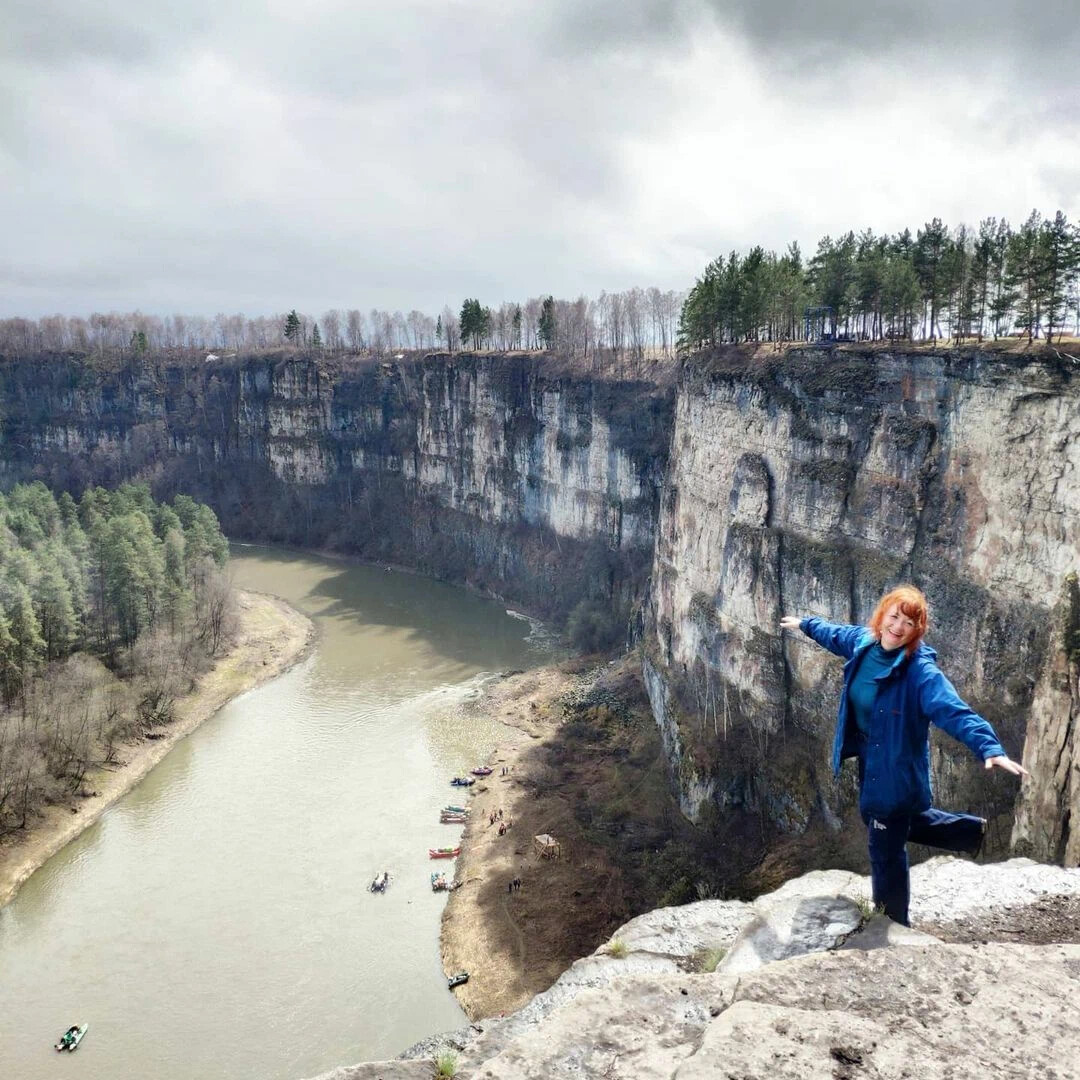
left=544, top=0, right=1080, bottom=65
left=1, top=0, right=1076, bottom=320
left=710, top=0, right=1080, bottom=58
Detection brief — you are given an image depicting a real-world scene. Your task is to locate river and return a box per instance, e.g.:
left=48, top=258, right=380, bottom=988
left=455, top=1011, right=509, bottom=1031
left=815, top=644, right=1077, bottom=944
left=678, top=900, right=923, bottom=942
left=0, top=547, right=554, bottom=1080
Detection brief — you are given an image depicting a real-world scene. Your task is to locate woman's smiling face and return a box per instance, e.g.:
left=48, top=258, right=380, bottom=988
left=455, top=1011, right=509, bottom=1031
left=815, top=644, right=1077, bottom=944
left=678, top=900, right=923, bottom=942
left=880, top=604, right=917, bottom=650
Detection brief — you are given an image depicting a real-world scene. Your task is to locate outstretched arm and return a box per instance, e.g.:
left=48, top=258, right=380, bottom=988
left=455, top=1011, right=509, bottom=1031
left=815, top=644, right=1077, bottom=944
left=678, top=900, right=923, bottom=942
left=781, top=615, right=868, bottom=659
left=917, top=663, right=1028, bottom=776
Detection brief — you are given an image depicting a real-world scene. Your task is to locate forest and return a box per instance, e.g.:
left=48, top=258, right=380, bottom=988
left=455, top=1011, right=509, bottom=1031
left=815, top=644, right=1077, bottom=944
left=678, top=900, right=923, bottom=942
left=0, top=212, right=1077, bottom=365
left=0, top=482, right=231, bottom=835
left=678, top=211, right=1080, bottom=348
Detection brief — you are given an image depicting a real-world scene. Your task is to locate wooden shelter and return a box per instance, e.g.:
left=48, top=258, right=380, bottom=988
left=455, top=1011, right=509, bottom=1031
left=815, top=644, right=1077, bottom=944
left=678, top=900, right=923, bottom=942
left=533, top=833, right=561, bottom=860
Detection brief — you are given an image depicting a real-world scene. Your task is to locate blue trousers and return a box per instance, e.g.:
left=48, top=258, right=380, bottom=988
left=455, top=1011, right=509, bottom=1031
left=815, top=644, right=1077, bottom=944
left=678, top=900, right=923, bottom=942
left=864, top=808, right=984, bottom=926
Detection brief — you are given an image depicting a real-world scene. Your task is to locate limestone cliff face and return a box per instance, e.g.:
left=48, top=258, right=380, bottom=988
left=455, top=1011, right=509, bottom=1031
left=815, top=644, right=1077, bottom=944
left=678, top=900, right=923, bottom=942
left=1012, top=574, right=1080, bottom=864
left=0, top=351, right=672, bottom=622
left=647, top=349, right=1079, bottom=853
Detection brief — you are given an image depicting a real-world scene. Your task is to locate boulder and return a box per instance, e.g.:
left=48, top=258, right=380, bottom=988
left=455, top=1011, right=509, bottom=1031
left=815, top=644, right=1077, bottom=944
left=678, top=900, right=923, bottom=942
left=718, top=895, right=863, bottom=975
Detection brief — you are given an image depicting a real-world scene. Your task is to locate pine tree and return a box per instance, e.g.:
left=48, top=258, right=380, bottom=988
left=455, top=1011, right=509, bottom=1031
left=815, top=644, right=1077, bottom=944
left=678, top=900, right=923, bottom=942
left=1039, top=211, right=1080, bottom=343
left=1005, top=211, right=1043, bottom=341
left=537, top=296, right=556, bottom=350
left=312, top=322, right=322, bottom=348
left=459, top=299, right=489, bottom=350
left=284, top=309, right=302, bottom=344
left=914, top=218, right=950, bottom=339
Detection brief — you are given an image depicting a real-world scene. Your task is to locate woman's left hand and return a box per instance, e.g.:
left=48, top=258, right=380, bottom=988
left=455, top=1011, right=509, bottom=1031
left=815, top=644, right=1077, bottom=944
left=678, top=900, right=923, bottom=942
left=985, top=755, right=1029, bottom=777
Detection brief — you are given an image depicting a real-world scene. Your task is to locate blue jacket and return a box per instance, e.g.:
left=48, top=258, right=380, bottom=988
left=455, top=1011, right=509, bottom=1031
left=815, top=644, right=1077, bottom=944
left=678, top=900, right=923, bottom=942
left=800, top=616, right=1006, bottom=819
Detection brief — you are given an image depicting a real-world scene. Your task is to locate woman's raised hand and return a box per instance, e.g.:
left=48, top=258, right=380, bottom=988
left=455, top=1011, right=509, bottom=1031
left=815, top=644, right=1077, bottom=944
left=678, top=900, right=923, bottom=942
left=779, top=615, right=802, bottom=632
left=985, top=755, right=1029, bottom=777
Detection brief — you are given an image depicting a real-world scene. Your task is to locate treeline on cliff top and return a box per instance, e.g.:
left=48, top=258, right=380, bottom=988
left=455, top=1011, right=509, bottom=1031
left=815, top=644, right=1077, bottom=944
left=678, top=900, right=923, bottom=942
left=679, top=210, right=1080, bottom=348
left=0, top=288, right=686, bottom=364
left=0, top=481, right=232, bottom=835
left=2, top=211, right=1076, bottom=365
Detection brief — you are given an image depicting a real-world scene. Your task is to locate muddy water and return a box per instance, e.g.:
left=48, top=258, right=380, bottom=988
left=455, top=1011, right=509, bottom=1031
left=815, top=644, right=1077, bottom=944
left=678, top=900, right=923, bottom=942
left=0, top=548, right=552, bottom=1080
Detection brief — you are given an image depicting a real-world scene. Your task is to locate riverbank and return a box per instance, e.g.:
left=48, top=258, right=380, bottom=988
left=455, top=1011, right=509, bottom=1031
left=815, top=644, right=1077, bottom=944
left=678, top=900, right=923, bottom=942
left=439, top=656, right=679, bottom=1021
left=0, top=589, right=314, bottom=909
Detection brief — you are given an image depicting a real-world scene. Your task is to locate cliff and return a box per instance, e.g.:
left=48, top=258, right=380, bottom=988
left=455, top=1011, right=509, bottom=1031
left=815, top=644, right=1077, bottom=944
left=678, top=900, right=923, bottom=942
left=646, top=347, right=1079, bottom=864
left=0, top=351, right=673, bottom=625
left=1, top=345, right=1076, bottom=863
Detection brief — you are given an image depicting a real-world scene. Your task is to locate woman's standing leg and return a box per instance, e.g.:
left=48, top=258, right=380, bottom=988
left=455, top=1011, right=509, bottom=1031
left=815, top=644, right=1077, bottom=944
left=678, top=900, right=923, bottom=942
left=866, top=814, right=912, bottom=926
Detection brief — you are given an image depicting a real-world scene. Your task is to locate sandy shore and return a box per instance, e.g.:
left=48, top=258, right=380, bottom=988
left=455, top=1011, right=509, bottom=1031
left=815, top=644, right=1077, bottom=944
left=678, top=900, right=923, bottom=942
left=439, top=664, right=584, bottom=1020
left=0, top=589, right=314, bottom=910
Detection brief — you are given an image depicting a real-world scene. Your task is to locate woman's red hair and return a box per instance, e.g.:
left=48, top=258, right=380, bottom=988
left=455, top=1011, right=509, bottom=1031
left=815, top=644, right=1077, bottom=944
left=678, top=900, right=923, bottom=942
left=868, top=585, right=928, bottom=656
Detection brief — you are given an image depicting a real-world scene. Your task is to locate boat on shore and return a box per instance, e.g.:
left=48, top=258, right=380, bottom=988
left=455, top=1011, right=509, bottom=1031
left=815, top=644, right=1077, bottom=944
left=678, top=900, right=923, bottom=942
left=447, top=972, right=469, bottom=989
left=431, top=872, right=462, bottom=892
left=440, top=813, right=468, bottom=823
left=54, top=1024, right=88, bottom=1052
left=444, top=805, right=470, bottom=814
left=470, top=766, right=493, bottom=777
left=429, top=847, right=461, bottom=859
left=450, top=777, right=475, bottom=787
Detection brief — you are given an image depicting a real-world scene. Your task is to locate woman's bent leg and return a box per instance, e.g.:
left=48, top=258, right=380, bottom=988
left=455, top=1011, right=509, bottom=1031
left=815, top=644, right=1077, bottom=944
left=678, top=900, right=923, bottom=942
left=866, top=814, right=911, bottom=926
left=907, top=808, right=984, bottom=854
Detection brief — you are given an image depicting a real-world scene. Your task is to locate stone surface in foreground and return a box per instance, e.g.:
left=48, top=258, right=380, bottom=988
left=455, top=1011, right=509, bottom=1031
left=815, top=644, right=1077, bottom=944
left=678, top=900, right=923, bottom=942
left=305, top=858, right=1080, bottom=1080
left=482, top=944, right=1079, bottom=1079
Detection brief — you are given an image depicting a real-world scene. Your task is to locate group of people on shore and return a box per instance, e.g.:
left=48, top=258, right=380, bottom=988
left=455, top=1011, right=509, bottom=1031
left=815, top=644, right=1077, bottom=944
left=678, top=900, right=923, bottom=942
left=487, top=807, right=514, bottom=836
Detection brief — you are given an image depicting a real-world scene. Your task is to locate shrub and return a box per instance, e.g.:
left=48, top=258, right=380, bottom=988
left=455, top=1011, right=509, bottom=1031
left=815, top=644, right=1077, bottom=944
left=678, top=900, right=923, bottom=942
left=433, top=1050, right=458, bottom=1077
left=566, top=599, right=621, bottom=654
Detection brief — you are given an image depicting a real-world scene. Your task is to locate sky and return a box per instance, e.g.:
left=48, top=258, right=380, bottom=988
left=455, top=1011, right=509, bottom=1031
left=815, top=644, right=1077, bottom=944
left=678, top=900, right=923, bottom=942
left=3, top=0, right=1078, bottom=319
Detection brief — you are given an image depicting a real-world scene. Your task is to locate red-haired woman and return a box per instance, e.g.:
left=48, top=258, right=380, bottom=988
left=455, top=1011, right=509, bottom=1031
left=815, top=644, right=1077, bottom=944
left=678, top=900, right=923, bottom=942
left=779, top=585, right=1027, bottom=926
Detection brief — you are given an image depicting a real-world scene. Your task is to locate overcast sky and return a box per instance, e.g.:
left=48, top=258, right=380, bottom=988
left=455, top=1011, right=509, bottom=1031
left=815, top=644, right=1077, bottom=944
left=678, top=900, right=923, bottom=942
left=3, top=0, right=1078, bottom=319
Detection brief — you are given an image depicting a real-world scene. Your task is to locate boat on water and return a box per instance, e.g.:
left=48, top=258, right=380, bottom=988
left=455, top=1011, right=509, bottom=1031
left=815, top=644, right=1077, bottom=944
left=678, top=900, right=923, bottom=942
left=450, top=777, right=475, bottom=787
left=369, top=871, right=390, bottom=893
left=447, top=972, right=469, bottom=989
left=470, top=766, right=493, bottom=777
left=444, top=805, right=470, bottom=814
left=429, top=847, right=461, bottom=859
left=54, top=1023, right=88, bottom=1052
left=440, top=813, right=468, bottom=823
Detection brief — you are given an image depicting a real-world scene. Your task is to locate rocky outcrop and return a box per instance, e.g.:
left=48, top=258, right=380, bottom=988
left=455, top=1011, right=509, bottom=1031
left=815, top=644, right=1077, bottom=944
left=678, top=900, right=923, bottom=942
left=304, top=858, right=1080, bottom=1079
left=648, top=349, right=1079, bottom=857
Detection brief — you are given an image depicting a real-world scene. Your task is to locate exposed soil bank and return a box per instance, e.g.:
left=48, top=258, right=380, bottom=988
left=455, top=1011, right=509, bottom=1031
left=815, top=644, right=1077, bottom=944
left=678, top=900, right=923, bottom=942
left=438, top=655, right=768, bottom=1021
left=0, top=589, right=314, bottom=909
left=439, top=664, right=586, bottom=1021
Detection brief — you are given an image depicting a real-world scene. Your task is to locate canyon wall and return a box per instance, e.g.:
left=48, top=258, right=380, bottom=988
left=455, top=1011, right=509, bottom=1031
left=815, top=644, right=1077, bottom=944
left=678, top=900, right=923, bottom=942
left=0, top=351, right=672, bottom=624
left=1, top=345, right=1076, bottom=862
left=647, top=348, right=1078, bottom=862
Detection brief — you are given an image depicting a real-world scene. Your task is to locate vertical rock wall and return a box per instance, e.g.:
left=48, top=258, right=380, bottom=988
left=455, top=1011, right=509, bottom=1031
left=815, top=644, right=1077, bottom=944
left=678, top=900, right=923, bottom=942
left=648, top=349, right=1079, bottom=855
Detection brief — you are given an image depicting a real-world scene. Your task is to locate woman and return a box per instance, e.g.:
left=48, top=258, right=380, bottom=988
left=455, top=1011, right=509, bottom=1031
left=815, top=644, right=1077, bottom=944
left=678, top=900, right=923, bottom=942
left=779, top=585, right=1027, bottom=926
